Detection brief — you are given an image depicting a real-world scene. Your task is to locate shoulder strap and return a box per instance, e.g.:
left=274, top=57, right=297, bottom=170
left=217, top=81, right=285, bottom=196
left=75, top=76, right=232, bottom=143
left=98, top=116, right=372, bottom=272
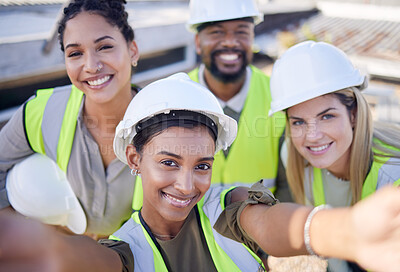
left=24, top=85, right=83, bottom=172
left=312, top=168, right=326, bottom=206
left=188, top=67, right=200, bottom=82
left=131, top=176, right=143, bottom=211
left=362, top=157, right=400, bottom=199
left=57, top=85, right=83, bottom=172
left=24, top=88, right=54, bottom=155
left=199, top=186, right=264, bottom=271
left=112, top=213, right=169, bottom=271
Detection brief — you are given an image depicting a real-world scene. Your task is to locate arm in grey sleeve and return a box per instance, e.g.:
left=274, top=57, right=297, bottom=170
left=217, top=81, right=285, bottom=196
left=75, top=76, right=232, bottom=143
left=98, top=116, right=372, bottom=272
left=0, top=105, right=34, bottom=209
left=98, top=239, right=134, bottom=272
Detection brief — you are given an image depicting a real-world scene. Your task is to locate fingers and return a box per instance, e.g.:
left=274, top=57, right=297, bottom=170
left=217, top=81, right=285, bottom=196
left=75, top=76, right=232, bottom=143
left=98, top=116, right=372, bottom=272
left=372, top=185, right=400, bottom=207
left=355, top=241, right=400, bottom=272
left=349, top=185, right=400, bottom=271
left=353, top=185, right=400, bottom=221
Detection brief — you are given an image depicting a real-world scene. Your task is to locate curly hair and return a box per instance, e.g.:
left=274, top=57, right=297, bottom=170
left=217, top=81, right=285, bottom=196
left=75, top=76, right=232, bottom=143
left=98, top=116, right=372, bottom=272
left=58, top=0, right=134, bottom=51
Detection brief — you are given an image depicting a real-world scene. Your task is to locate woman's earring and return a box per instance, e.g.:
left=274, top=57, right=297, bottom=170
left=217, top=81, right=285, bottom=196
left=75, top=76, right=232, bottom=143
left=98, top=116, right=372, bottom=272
left=130, top=169, right=139, bottom=176
left=132, top=61, right=137, bottom=67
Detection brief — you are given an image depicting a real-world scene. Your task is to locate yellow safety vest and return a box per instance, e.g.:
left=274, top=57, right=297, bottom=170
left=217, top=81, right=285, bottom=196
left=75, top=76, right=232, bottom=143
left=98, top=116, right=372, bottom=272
left=24, top=85, right=142, bottom=211
left=111, top=186, right=265, bottom=271
left=24, top=85, right=83, bottom=172
left=312, top=152, right=400, bottom=206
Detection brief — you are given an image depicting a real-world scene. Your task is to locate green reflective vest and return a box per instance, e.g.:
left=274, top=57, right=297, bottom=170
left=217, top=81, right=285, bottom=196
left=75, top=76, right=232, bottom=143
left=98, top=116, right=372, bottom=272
left=111, top=186, right=265, bottom=271
left=312, top=154, right=400, bottom=206
left=24, top=85, right=83, bottom=172
left=188, top=66, right=286, bottom=191
left=24, top=85, right=141, bottom=211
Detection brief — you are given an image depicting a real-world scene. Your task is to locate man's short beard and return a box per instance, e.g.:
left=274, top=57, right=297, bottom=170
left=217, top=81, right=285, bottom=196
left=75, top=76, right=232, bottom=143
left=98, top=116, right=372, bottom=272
left=207, top=50, right=249, bottom=83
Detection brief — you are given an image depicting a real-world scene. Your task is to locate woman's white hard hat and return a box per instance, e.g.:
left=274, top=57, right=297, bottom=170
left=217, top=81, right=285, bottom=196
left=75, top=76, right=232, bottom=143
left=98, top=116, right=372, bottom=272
left=6, top=153, right=87, bottom=234
left=269, top=41, right=366, bottom=116
left=114, top=72, right=238, bottom=165
left=186, top=0, right=263, bottom=33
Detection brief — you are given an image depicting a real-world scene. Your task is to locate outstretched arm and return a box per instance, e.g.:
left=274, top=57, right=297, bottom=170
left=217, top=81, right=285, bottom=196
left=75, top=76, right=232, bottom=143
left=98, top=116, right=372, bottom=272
left=0, top=214, right=122, bottom=272
left=240, top=186, right=400, bottom=272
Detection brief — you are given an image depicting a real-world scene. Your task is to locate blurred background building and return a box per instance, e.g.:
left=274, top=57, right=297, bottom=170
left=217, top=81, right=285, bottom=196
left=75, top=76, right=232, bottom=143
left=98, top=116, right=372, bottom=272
left=1, top=0, right=399, bottom=128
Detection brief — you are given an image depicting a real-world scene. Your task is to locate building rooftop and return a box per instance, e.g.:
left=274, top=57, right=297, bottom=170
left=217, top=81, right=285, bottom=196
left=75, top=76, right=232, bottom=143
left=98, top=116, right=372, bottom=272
left=256, top=2, right=400, bottom=81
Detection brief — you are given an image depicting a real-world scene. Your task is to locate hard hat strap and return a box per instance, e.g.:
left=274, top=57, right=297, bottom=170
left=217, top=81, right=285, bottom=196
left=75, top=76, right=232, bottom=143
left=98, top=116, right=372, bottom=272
left=196, top=17, right=254, bottom=33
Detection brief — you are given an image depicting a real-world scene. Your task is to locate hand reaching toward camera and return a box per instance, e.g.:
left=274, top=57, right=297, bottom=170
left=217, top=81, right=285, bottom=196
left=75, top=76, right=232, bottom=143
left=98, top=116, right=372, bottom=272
left=348, top=186, right=400, bottom=272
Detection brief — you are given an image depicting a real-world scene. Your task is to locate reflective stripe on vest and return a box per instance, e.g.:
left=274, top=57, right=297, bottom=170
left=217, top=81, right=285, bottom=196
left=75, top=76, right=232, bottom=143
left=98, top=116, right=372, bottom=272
left=24, top=85, right=145, bottom=212
left=112, top=186, right=264, bottom=271
left=131, top=176, right=143, bottom=211
left=24, top=85, right=83, bottom=172
left=361, top=156, right=400, bottom=199
left=197, top=185, right=264, bottom=271
left=188, top=66, right=285, bottom=192
left=110, top=212, right=168, bottom=271
left=312, top=157, right=400, bottom=206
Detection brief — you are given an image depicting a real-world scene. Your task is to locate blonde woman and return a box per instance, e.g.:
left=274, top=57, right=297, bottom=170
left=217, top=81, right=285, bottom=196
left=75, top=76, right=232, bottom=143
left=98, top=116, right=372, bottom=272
left=269, top=40, right=400, bottom=271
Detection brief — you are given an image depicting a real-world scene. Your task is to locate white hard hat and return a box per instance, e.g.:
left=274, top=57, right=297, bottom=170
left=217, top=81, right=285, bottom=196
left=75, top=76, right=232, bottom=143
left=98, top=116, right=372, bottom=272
left=114, top=72, right=237, bottom=165
left=186, top=0, right=263, bottom=33
left=6, top=153, right=87, bottom=234
left=269, top=41, right=366, bottom=116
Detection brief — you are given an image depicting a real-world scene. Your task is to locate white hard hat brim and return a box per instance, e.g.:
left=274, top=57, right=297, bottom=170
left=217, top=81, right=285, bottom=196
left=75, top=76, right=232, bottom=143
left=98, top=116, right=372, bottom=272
left=186, top=0, right=263, bottom=33
left=187, top=14, right=263, bottom=33
left=269, top=41, right=367, bottom=116
left=66, top=199, right=87, bottom=234
left=113, top=73, right=238, bottom=165
left=269, top=72, right=366, bottom=116
left=114, top=108, right=237, bottom=165
left=6, top=154, right=87, bottom=234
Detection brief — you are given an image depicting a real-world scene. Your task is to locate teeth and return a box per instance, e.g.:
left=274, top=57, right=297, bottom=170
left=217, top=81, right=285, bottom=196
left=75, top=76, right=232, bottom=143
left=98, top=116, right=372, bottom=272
left=220, top=54, right=238, bottom=61
left=309, top=144, right=330, bottom=152
left=164, top=193, right=191, bottom=205
left=88, top=75, right=110, bottom=86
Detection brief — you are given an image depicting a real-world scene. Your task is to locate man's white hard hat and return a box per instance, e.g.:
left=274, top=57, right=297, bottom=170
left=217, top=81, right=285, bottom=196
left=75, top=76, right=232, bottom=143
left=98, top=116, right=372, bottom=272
left=186, top=0, right=263, bottom=33
left=6, top=153, right=87, bottom=234
left=113, top=72, right=237, bottom=165
left=269, top=41, right=366, bottom=116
